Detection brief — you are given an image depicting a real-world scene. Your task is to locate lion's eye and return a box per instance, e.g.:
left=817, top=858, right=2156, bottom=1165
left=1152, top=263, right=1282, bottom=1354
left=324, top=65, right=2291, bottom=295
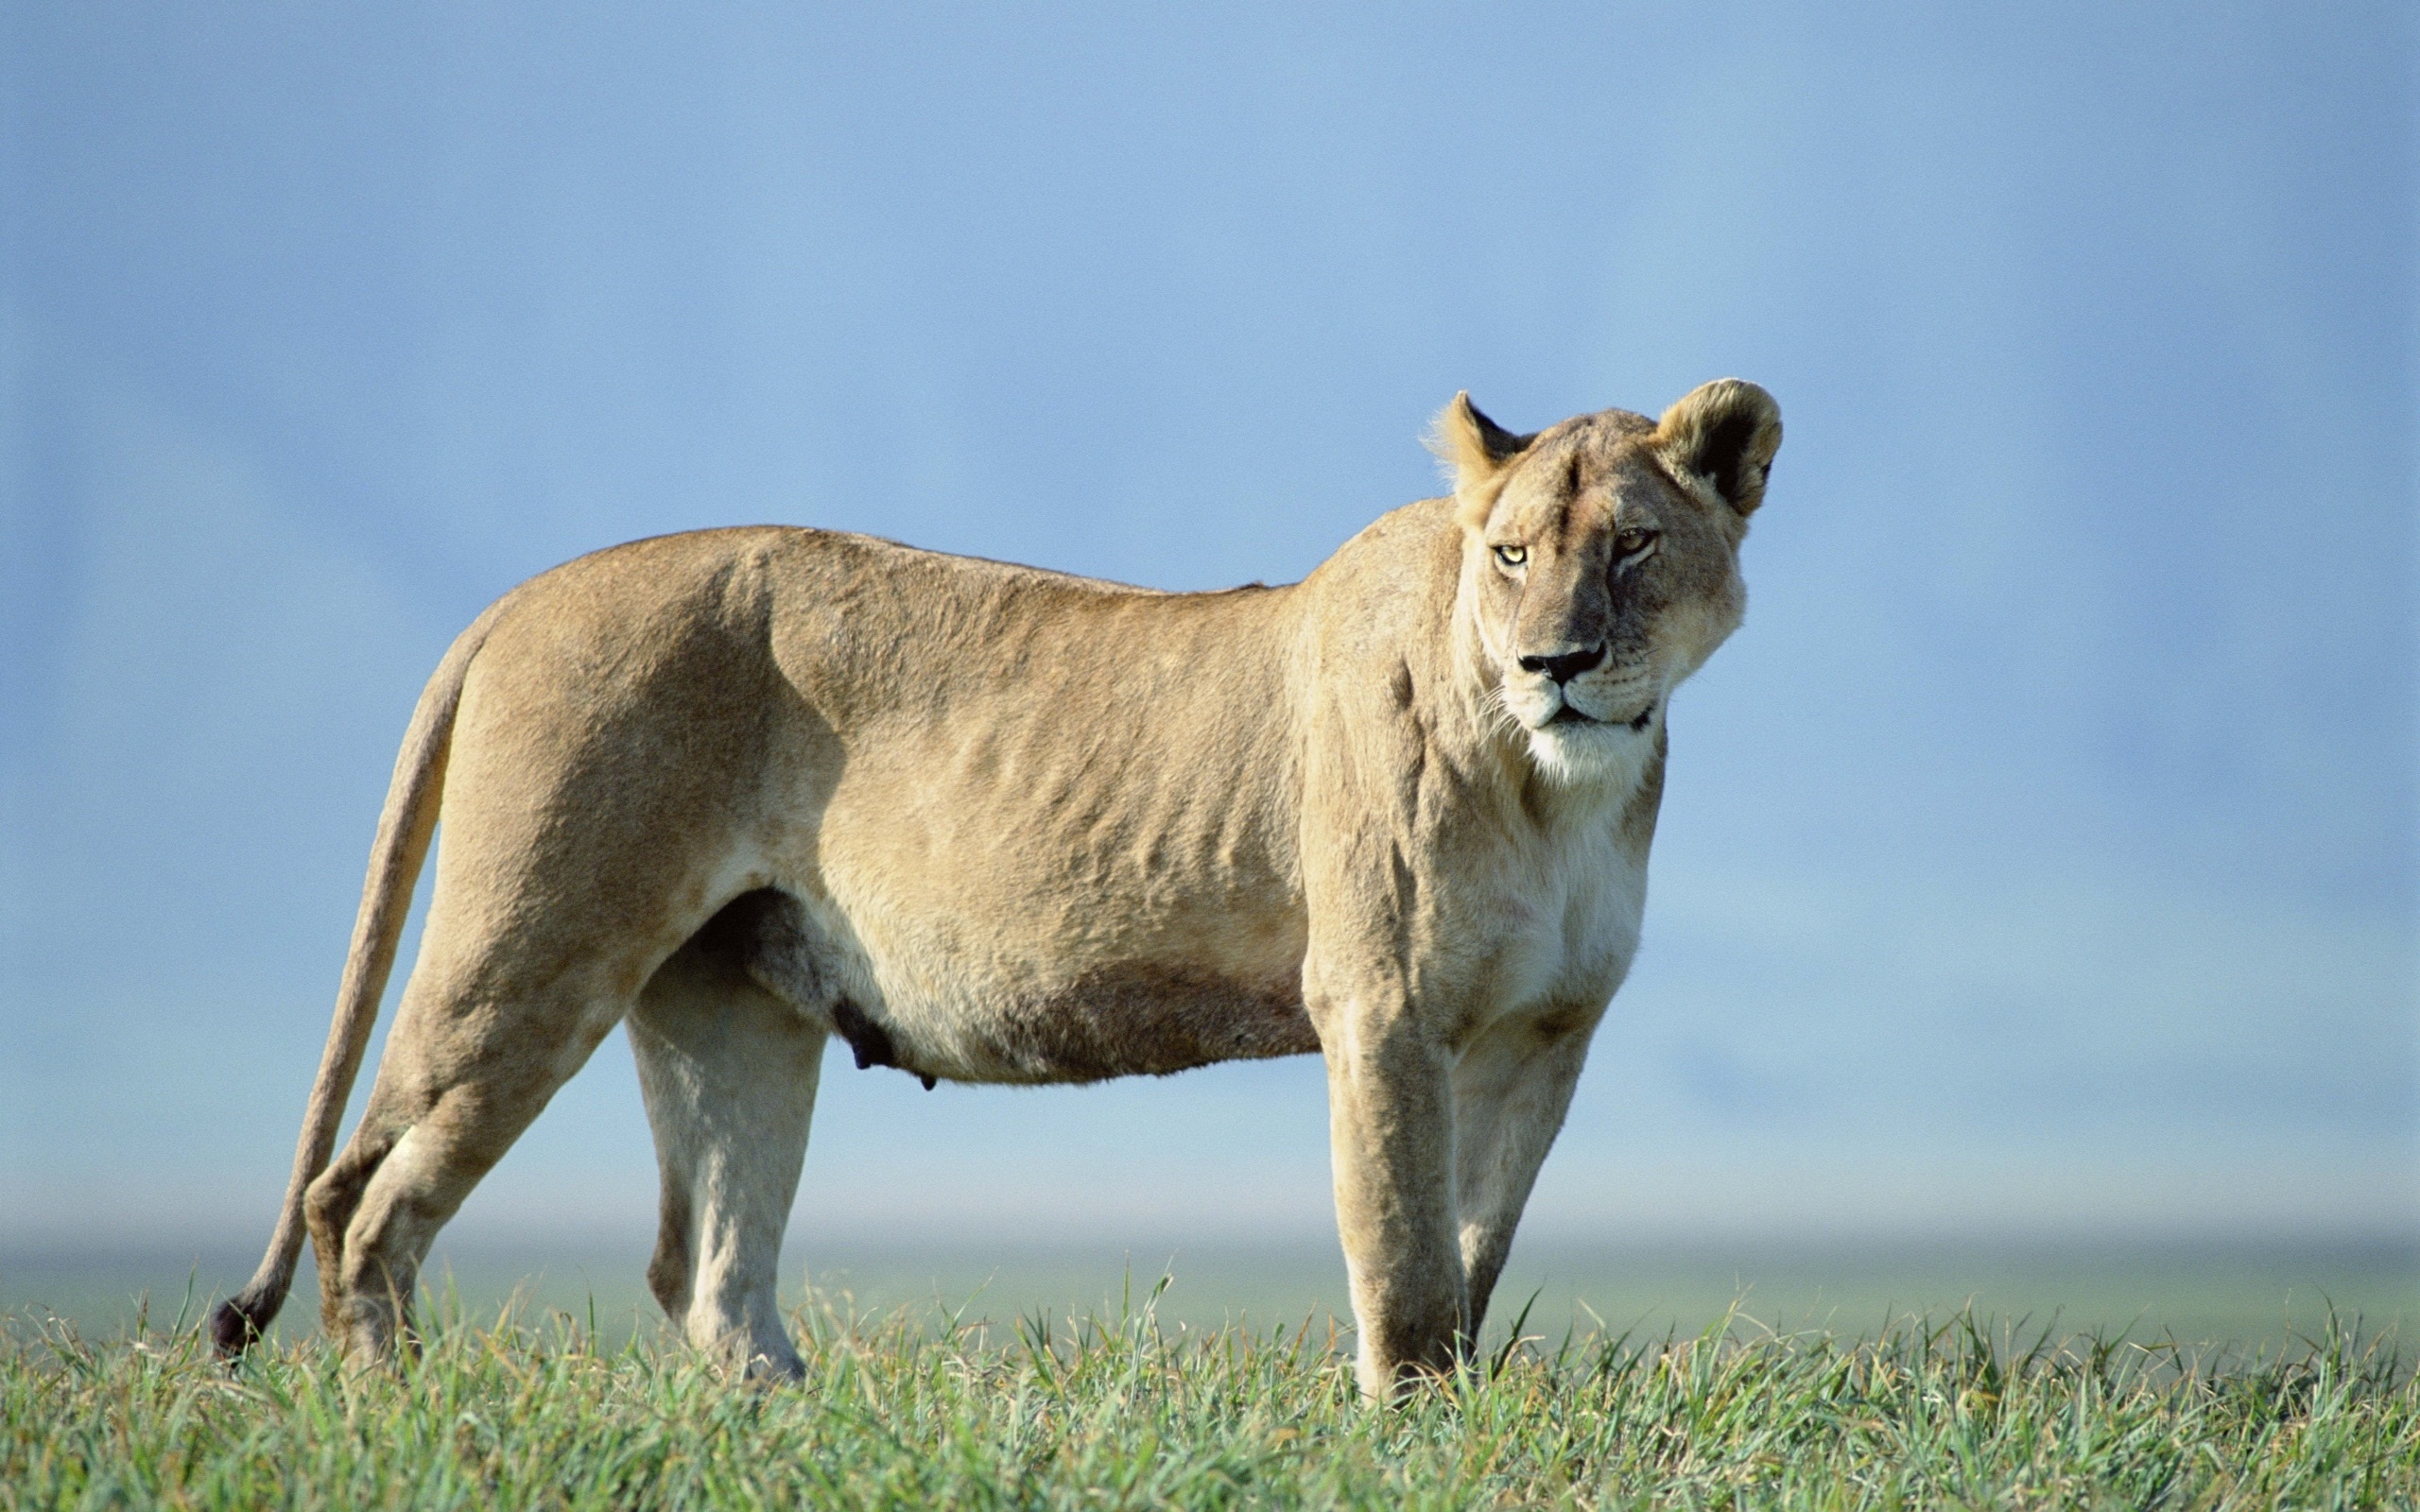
left=1616, top=528, right=1656, bottom=558
left=1493, top=543, right=1528, bottom=568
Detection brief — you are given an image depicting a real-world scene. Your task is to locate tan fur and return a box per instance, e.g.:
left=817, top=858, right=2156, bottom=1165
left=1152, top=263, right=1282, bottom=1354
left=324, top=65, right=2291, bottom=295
left=209, top=380, right=1780, bottom=1399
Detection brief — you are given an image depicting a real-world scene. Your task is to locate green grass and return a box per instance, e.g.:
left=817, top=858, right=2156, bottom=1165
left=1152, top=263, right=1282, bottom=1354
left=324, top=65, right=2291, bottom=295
left=6, top=1282, right=2418, bottom=1509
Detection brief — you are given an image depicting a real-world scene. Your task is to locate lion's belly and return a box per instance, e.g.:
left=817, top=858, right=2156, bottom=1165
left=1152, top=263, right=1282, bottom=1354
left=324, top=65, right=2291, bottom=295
left=955, top=961, right=1317, bottom=1081
left=775, top=850, right=1313, bottom=1085
left=849, top=931, right=1315, bottom=1085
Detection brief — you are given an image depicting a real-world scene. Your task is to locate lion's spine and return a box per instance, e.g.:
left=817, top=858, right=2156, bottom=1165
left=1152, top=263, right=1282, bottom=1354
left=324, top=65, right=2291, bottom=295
left=205, top=601, right=504, bottom=1359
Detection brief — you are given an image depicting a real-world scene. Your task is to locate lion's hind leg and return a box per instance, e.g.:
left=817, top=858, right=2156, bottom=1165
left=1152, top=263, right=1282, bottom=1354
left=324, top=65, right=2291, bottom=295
left=304, top=953, right=633, bottom=1363
left=630, top=893, right=826, bottom=1380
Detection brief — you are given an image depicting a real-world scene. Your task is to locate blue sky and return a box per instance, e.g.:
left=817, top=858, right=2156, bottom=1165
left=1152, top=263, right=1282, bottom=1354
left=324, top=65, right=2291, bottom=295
left=2, top=3, right=2412, bottom=1249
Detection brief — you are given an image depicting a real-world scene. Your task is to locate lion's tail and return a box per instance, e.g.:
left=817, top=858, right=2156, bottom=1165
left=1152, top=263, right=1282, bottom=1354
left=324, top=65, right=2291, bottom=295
left=205, top=603, right=503, bottom=1360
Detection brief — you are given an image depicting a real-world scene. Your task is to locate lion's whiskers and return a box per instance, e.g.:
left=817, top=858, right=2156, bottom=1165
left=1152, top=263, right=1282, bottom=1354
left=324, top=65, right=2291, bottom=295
left=1478, top=683, right=1529, bottom=741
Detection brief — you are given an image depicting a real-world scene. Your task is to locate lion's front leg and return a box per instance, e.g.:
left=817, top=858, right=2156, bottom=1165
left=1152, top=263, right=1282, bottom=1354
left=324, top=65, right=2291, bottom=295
left=1311, top=985, right=1468, bottom=1400
left=1450, top=1011, right=1595, bottom=1348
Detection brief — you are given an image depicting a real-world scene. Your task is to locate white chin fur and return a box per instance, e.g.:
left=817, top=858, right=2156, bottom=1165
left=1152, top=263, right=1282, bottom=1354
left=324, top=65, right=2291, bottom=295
left=1523, top=715, right=1656, bottom=790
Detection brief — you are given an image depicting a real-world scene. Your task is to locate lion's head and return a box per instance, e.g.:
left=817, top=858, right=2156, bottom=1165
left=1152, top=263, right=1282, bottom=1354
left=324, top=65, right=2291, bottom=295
left=1433, top=379, right=1781, bottom=784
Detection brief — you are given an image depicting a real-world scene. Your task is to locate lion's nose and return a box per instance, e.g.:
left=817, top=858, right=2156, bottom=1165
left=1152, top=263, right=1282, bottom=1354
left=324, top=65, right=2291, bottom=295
left=1516, top=643, right=1607, bottom=685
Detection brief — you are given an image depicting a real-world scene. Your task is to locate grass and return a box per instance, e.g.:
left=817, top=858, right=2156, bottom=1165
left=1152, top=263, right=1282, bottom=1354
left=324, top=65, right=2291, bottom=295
left=6, top=1280, right=2418, bottom=1509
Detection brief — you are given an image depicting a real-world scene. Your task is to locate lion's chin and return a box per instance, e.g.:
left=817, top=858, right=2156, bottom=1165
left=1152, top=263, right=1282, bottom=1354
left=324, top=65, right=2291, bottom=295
left=1522, top=708, right=1658, bottom=790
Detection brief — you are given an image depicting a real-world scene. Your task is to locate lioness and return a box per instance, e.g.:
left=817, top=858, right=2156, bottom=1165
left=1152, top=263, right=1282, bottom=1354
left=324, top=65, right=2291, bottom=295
left=208, top=380, right=1780, bottom=1398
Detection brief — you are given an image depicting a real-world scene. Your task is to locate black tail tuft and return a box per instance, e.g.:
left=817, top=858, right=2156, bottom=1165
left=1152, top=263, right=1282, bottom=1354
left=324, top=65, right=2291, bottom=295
left=205, top=1293, right=275, bottom=1362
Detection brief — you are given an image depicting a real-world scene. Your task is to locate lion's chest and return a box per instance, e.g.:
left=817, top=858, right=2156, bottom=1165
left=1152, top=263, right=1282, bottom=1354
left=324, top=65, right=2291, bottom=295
left=1450, top=827, right=1648, bottom=1044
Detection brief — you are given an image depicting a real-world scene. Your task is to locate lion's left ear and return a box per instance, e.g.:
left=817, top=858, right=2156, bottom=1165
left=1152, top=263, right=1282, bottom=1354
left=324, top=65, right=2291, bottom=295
left=1654, top=379, right=1782, bottom=516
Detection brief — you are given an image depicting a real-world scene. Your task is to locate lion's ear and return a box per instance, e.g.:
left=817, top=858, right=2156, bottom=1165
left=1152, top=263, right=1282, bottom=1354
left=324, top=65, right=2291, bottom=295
left=1427, top=393, right=1533, bottom=515
left=1654, top=379, right=1782, bottom=516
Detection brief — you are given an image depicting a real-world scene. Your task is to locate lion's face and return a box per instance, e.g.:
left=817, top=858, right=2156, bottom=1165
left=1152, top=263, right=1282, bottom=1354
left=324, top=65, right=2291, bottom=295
left=1435, top=380, right=1781, bottom=783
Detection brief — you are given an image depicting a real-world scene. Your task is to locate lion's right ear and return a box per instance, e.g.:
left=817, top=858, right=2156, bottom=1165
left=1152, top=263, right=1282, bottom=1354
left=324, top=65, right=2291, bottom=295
left=1426, top=393, right=1533, bottom=524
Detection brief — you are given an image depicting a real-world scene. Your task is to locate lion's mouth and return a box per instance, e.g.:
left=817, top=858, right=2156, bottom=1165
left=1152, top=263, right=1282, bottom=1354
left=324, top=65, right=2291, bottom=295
left=1547, top=703, right=1657, bottom=733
